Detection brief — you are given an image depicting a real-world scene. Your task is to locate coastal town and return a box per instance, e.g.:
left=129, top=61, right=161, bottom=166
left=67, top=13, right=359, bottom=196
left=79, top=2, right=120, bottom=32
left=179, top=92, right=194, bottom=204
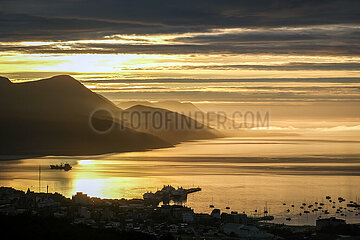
left=0, top=186, right=359, bottom=239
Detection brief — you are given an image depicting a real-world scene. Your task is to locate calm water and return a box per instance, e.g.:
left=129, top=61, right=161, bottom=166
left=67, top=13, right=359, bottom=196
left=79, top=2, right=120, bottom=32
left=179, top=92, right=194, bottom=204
left=1, top=135, right=360, bottom=225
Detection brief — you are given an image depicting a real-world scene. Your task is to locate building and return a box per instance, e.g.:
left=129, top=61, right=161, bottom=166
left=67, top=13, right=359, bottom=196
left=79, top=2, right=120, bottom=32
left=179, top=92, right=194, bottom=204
left=182, top=211, right=194, bottom=223
left=223, top=223, right=273, bottom=239
left=78, top=206, right=91, bottom=218
left=72, top=192, right=91, bottom=205
left=211, top=209, right=221, bottom=219
left=316, top=217, right=346, bottom=232
left=221, top=212, right=248, bottom=224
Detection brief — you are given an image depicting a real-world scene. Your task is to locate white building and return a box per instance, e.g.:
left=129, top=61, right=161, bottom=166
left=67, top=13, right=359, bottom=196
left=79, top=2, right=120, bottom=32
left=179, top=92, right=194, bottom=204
left=223, top=223, right=273, bottom=239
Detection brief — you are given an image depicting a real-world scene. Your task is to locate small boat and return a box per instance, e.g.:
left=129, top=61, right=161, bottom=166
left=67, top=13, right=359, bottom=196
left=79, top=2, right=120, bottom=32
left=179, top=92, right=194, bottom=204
left=286, top=217, right=291, bottom=221
left=209, top=197, right=214, bottom=208
left=50, top=163, right=72, bottom=171
left=347, top=203, right=360, bottom=208
left=226, top=206, right=230, bottom=210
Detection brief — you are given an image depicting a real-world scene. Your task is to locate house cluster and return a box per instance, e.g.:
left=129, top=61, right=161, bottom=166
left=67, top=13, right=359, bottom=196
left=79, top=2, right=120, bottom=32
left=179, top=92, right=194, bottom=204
left=1, top=187, right=359, bottom=239
left=0, top=187, right=275, bottom=239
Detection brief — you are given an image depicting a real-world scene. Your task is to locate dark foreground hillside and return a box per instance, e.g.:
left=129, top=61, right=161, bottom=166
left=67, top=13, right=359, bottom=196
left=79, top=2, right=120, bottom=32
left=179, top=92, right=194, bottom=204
left=0, top=214, right=160, bottom=240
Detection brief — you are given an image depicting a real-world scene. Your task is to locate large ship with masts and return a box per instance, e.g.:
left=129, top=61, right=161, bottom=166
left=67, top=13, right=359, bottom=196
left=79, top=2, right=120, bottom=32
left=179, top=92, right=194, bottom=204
left=143, top=185, right=201, bottom=204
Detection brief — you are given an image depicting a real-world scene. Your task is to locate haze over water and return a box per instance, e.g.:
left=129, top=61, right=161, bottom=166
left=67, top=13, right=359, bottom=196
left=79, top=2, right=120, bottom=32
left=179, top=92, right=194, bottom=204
left=1, top=126, right=360, bottom=225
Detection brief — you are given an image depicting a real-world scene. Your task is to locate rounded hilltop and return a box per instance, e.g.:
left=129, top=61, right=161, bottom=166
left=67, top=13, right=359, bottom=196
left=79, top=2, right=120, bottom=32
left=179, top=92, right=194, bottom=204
left=0, top=75, right=82, bottom=88
left=37, top=75, right=83, bottom=87
left=16, top=75, right=90, bottom=94
left=46, top=74, right=77, bottom=82
left=0, top=76, right=12, bottom=85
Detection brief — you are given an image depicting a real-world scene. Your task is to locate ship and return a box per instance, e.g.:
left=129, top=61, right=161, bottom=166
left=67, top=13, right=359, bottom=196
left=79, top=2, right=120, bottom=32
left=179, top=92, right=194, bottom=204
left=143, top=185, right=201, bottom=204
left=50, top=163, right=72, bottom=171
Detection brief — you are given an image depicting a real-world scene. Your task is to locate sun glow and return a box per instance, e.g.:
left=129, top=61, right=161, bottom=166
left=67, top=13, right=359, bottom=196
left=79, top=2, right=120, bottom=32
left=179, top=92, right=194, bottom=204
left=1, top=25, right=360, bottom=81
left=78, top=160, right=97, bottom=165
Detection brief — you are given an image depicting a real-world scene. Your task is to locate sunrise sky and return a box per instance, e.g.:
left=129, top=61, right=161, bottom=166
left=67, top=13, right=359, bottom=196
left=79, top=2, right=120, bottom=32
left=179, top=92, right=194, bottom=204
left=2, top=2, right=360, bottom=222
left=1, top=0, right=360, bottom=122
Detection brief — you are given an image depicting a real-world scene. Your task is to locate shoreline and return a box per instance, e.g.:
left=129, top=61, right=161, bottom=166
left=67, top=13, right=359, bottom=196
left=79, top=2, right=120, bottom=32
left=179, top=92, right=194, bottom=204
left=1, top=186, right=359, bottom=239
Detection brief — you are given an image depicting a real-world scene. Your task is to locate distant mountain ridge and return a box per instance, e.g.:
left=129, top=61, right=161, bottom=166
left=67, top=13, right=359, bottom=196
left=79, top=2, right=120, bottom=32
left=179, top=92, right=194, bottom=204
left=0, top=75, right=220, bottom=156
left=122, top=104, right=220, bottom=144
left=117, top=100, right=236, bottom=130
left=117, top=100, right=202, bottom=114
left=0, top=75, right=171, bottom=156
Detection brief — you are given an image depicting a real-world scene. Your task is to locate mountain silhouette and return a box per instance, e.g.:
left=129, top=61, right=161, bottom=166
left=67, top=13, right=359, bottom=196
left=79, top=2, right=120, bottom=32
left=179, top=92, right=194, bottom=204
left=1, top=75, right=121, bottom=121
left=0, top=75, right=171, bottom=156
left=117, top=100, right=236, bottom=130
left=0, top=76, right=12, bottom=86
left=121, top=105, right=220, bottom=144
left=117, top=100, right=201, bottom=114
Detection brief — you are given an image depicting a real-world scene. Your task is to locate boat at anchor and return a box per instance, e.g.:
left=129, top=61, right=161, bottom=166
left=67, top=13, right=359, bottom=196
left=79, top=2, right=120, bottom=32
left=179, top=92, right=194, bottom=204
left=50, top=163, right=72, bottom=171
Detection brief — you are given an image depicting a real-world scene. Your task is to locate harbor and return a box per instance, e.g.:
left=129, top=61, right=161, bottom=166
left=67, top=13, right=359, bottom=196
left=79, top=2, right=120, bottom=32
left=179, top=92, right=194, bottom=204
left=0, top=186, right=359, bottom=239
left=1, top=145, right=360, bottom=227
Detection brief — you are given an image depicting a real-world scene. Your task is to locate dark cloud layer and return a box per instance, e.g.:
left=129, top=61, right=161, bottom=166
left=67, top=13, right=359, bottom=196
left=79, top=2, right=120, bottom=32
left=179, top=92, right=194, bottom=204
left=124, top=63, right=360, bottom=71
left=99, top=90, right=360, bottom=103
left=2, top=41, right=360, bottom=56
left=0, top=12, right=166, bottom=42
left=1, top=0, right=360, bottom=40
left=0, top=0, right=359, bottom=59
